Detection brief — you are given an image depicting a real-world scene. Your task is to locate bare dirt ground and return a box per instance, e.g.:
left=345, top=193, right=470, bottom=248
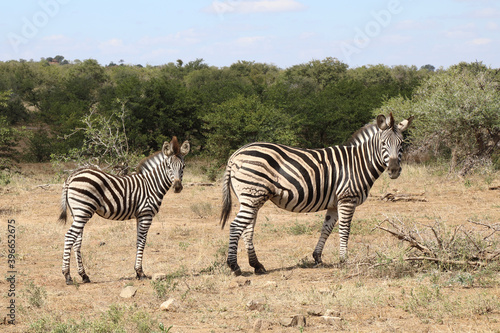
left=1, top=162, right=499, bottom=332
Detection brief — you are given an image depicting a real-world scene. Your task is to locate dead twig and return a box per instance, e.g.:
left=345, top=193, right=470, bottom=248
left=34, top=184, right=51, bottom=190
left=375, top=219, right=434, bottom=257
left=185, top=182, right=214, bottom=187
left=379, top=191, right=427, bottom=202
left=404, top=256, right=486, bottom=267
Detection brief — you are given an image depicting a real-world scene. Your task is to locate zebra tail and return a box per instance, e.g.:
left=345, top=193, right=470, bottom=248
left=58, top=182, right=68, bottom=224
left=220, top=165, right=232, bottom=230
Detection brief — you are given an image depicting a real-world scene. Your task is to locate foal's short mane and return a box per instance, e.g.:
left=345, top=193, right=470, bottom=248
left=136, top=151, right=163, bottom=174
left=171, top=136, right=180, bottom=155
left=345, top=123, right=379, bottom=146
left=135, top=137, right=181, bottom=174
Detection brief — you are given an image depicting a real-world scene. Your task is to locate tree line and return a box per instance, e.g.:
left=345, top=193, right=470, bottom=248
left=0, top=56, right=498, bottom=174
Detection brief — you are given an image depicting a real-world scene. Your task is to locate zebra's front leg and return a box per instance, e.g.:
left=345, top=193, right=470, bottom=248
left=337, top=200, right=356, bottom=263
left=227, top=206, right=260, bottom=276
left=312, top=208, right=338, bottom=266
left=73, top=231, right=91, bottom=283
left=242, top=220, right=266, bottom=275
left=135, top=216, right=153, bottom=280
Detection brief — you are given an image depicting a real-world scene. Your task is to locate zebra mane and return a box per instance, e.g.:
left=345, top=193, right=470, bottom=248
left=345, top=123, right=380, bottom=146
left=136, top=150, right=166, bottom=174
left=172, top=136, right=180, bottom=154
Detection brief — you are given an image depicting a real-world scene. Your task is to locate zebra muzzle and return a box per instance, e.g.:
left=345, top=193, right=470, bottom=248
left=387, top=158, right=402, bottom=179
left=173, top=179, right=183, bottom=193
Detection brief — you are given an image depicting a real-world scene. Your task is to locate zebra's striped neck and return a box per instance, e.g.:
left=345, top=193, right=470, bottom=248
left=349, top=125, right=387, bottom=182
left=142, top=157, right=172, bottom=201
left=137, top=151, right=166, bottom=175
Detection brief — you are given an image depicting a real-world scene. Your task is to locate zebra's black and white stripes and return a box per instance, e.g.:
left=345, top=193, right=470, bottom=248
left=59, top=137, right=190, bottom=284
left=220, top=113, right=413, bottom=275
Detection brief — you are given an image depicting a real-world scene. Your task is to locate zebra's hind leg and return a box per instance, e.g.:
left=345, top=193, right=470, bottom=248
left=312, top=208, right=338, bottom=266
left=62, top=218, right=88, bottom=285
left=73, top=231, right=91, bottom=283
left=134, top=216, right=153, bottom=280
left=227, top=206, right=262, bottom=276
left=337, top=200, right=356, bottom=263
left=242, top=218, right=266, bottom=275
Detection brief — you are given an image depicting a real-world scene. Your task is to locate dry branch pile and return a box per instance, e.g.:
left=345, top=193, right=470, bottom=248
left=375, top=217, right=500, bottom=268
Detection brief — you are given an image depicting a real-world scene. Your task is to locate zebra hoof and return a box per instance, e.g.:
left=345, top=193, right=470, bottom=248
left=64, top=275, right=73, bottom=285
left=81, top=274, right=91, bottom=283
left=254, top=264, right=267, bottom=275
left=232, top=268, right=242, bottom=276
left=136, top=273, right=150, bottom=280
left=313, top=252, right=322, bottom=266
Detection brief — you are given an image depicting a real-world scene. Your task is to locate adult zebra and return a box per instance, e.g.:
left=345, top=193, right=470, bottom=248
left=59, top=137, right=190, bottom=285
left=220, top=113, right=413, bottom=276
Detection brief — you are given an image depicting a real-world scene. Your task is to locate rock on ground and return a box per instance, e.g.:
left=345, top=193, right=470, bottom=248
left=119, top=286, right=137, bottom=298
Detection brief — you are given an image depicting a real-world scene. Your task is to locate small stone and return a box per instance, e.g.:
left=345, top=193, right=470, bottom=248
left=229, top=276, right=251, bottom=288
left=307, top=307, right=323, bottom=316
left=152, top=273, right=167, bottom=281
left=253, top=318, right=271, bottom=332
left=160, top=298, right=180, bottom=312
left=324, top=309, right=341, bottom=317
left=264, top=280, right=277, bottom=288
left=246, top=298, right=266, bottom=311
left=321, top=316, right=342, bottom=325
left=119, top=286, right=137, bottom=298
left=318, top=288, right=335, bottom=296
left=280, top=315, right=306, bottom=327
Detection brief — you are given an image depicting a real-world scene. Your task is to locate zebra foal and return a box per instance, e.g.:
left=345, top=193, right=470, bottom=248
left=221, top=113, right=413, bottom=276
left=59, top=137, right=190, bottom=285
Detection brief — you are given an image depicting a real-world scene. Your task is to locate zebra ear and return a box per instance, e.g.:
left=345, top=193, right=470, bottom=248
left=162, top=141, right=174, bottom=156
left=180, top=141, right=190, bottom=156
left=387, top=112, right=395, bottom=128
left=376, top=114, right=388, bottom=130
left=398, top=116, right=414, bottom=132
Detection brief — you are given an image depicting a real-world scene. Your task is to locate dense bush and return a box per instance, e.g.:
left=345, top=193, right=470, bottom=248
left=3, top=57, right=497, bottom=172
left=379, top=62, right=500, bottom=174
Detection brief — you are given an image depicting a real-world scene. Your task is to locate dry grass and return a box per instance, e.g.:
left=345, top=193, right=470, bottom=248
left=1, top=162, right=499, bottom=332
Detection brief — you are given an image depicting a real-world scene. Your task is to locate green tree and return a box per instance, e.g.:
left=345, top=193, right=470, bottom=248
left=379, top=63, right=500, bottom=173
left=53, top=102, right=143, bottom=174
left=203, top=95, right=298, bottom=163
left=285, top=57, right=349, bottom=90
left=0, top=90, right=21, bottom=168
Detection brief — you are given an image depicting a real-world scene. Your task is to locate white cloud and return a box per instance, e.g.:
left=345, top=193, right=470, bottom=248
left=42, top=34, right=71, bottom=43
left=205, top=0, right=306, bottom=15
left=234, top=36, right=268, bottom=47
left=100, top=38, right=124, bottom=48
left=486, top=21, right=499, bottom=30
left=469, top=37, right=492, bottom=45
left=379, top=34, right=412, bottom=45
left=395, top=20, right=438, bottom=30
left=470, top=7, right=500, bottom=18
left=444, top=23, right=476, bottom=39
left=139, top=29, right=203, bottom=47
left=299, top=32, right=317, bottom=39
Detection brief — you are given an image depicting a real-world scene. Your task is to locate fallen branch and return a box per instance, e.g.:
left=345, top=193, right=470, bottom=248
left=34, top=184, right=51, bottom=190
left=185, top=182, right=214, bottom=187
left=375, top=220, right=434, bottom=257
left=404, top=256, right=486, bottom=267
left=379, top=191, right=427, bottom=202
left=377, top=217, right=500, bottom=269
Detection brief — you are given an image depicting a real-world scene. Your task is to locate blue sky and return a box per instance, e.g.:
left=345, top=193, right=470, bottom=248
left=1, top=0, right=499, bottom=68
